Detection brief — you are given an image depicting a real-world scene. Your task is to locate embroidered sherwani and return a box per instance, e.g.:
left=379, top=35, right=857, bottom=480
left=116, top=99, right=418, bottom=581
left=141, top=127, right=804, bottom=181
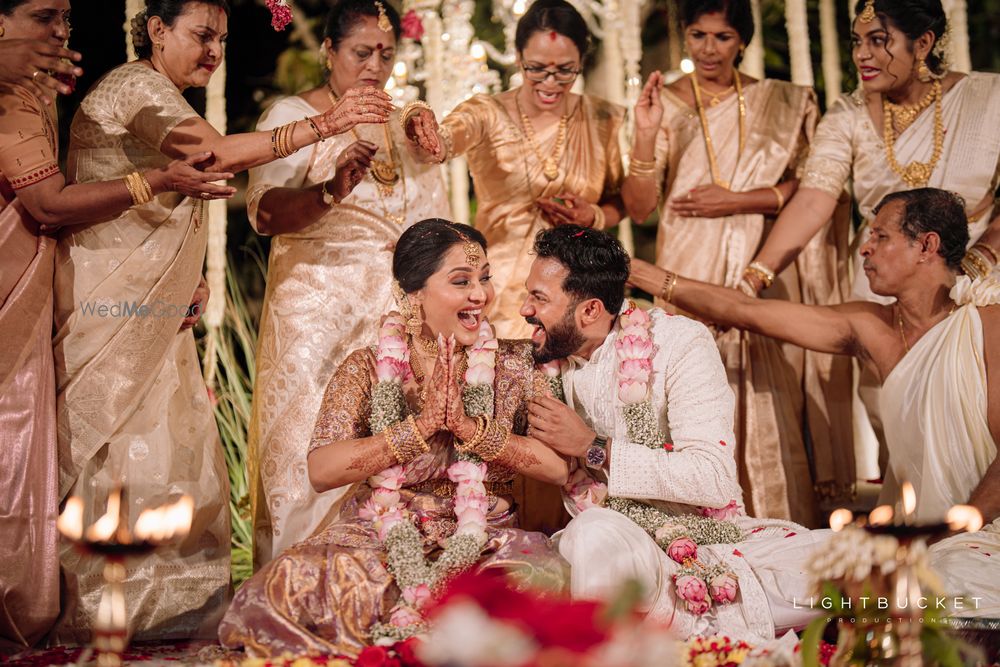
left=647, top=79, right=852, bottom=524
left=881, top=274, right=1000, bottom=616
left=219, top=340, right=567, bottom=657
left=246, top=97, right=450, bottom=566
left=557, top=309, right=828, bottom=641
left=52, top=62, right=230, bottom=642
left=0, top=83, right=61, bottom=650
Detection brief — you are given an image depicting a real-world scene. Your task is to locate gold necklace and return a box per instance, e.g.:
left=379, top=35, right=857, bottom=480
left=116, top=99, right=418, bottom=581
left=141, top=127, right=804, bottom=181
left=704, top=84, right=735, bottom=107
left=691, top=73, right=745, bottom=189
left=897, top=301, right=956, bottom=353
left=514, top=92, right=570, bottom=181
left=327, top=87, right=409, bottom=225
left=882, top=79, right=943, bottom=189
left=884, top=82, right=937, bottom=134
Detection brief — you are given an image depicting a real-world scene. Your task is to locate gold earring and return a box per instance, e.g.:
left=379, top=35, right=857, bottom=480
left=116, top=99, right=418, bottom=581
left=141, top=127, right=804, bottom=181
left=916, top=57, right=932, bottom=83
left=0, top=25, right=5, bottom=37
left=405, top=302, right=423, bottom=337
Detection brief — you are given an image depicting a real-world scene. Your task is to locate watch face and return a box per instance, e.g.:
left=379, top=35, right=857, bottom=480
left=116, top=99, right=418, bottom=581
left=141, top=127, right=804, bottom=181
left=586, top=445, right=606, bottom=468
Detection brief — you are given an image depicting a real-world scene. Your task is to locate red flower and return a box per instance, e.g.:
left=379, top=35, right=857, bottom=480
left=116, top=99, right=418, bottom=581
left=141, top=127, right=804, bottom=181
left=663, top=442, right=674, bottom=451
left=266, top=0, right=293, bottom=31
left=356, top=646, right=390, bottom=667
left=401, top=10, right=424, bottom=40
left=394, top=638, right=424, bottom=667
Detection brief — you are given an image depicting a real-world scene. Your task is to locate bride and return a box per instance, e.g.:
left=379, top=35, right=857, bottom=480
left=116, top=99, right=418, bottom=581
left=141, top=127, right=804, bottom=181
left=219, top=218, right=569, bottom=657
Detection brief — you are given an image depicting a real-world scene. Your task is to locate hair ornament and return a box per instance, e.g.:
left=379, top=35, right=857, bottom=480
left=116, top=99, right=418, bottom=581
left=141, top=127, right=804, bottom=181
left=130, top=11, right=150, bottom=50
left=858, top=0, right=877, bottom=24
left=375, top=0, right=393, bottom=32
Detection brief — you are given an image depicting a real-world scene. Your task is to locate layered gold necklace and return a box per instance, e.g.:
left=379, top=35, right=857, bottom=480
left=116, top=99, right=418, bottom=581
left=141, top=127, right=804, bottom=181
left=882, top=79, right=943, bottom=189
left=327, top=85, right=408, bottom=225
left=691, top=73, right=745, bottom=189
left=515, top=93, right=570, bottom=181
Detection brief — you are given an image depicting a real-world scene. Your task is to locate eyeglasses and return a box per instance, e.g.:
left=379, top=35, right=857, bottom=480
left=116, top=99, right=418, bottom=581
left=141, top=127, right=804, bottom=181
left=521, top=65, right=581, bottom=84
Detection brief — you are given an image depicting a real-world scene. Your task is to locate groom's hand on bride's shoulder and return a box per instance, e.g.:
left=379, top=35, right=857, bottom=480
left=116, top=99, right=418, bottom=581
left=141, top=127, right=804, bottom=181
left=527, top=395, right=595, bottom=458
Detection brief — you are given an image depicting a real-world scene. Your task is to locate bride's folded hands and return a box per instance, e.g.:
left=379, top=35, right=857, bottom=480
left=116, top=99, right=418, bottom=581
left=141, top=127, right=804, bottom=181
left=412, top=334, right=451, bottom=440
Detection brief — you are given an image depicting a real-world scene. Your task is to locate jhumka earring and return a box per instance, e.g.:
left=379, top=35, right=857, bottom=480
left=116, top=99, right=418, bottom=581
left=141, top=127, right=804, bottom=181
left=858, top=0, right=876, bottom=24
left=375, top=0, right=393, bottom=32
left=392, top=281, right=424, bottom=336
left=405, top=302, right=423, bottom=337
left=916, top=57, right=932, bottom=82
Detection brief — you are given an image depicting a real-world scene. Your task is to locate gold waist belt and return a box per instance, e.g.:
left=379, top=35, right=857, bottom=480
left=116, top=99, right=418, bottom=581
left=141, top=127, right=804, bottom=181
left=407, top=479, right=514, bottom=498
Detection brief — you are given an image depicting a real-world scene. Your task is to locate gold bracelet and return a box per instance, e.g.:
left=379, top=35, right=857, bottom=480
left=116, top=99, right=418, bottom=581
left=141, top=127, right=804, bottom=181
left=972, top=242, right=999, bottom=265
left=384, top=416, right=431, bottom=464
left=271, top=122, right=299, bottom=159
left=746, top=261, right=776, bottom=289
left=769, top=185, right=785, bottom=213
left=628, top=157, right=658, bottom=178
left=961, top=249, right=991, bottom=280
left=456, top=415, right=487, bottom=453
left=124, top=171, right=152, bottom=206
left=407, top=414, right=432, bottom=454
left=399, top=99, right=433, bottom=133
left=473, top=418, right=510, bottom=462
left=305, top=116, right=324, bottom=142
left=737, top=278, right=759, bottom=298
left=660, top=270, right=678, bottom=303
left=590, top=203, right=607, bottom=231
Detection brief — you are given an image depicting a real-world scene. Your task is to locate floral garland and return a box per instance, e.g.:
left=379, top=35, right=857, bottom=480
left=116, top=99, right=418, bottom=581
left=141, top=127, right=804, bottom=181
left=364, top=315, right=497, bottom=643
left=558, top=303, right=743, bottom=616
left=265, top=0, right=293, bottom=31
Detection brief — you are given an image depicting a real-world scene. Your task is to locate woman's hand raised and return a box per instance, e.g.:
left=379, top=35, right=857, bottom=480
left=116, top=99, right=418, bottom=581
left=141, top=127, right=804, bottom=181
left=315, top=86, right=394, bottom=137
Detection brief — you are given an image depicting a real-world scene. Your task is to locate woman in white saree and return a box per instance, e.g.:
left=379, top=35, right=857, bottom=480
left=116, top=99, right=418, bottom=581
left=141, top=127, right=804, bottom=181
left=52, top=0, right=393, bottom=641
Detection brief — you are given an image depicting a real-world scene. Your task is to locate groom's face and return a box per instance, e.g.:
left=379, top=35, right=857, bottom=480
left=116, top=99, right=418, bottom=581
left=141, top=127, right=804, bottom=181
left=521, top=258, right=586, bottom=363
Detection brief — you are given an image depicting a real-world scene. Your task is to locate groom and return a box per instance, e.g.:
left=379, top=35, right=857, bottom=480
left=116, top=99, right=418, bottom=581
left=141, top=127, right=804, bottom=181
left=521, top=225, right=825, bottom=641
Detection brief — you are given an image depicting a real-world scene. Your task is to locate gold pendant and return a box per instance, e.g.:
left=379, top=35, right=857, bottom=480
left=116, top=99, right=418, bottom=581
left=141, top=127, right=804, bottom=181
left=902, top=162, right=930, bottom=188
left=543, top=159, right=559, bottom=181
left=710, top=96, right=721, bottom=107
left=370, top=159, right=399, bottom=187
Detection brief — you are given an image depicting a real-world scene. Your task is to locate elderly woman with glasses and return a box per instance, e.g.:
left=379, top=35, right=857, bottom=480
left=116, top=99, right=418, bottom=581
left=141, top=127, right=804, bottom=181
left=403, top=0, right=625, bottom=343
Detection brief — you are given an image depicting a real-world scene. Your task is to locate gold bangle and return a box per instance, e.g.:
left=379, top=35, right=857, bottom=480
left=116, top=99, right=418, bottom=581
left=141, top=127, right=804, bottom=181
left=124, top=171, right=152, bottom=206
left=385, top=415, right=432, bottom=464
left=473, top=418, right=510, bottom=462
left=590, top=203, right=607, bottom=231
left=628, top=157, right=657, bottom=178
left=746, top=261, right=776, bottom=289
left=660, top=270, right=678, bottom=303
left=123, top=174, right=140, bottom=206
left=769, top=185, right=785, bottom=213
left=972, top=242, right=999, bottom=265
left=962, top=250, right=990, bottom=280
left=305, top=116, right=324, bottom=142
left=399, top=100, right=432, bottom=133
left=407, top=414, right=432, bottom=454
left=457, top=415, right=487, bottom=453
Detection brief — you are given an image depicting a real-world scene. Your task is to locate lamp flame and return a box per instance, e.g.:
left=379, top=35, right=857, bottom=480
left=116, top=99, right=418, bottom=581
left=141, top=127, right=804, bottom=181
left=869, top=504, right=894, bottom=526
left=57, top=496, right=85, bottom=541
left=133, top=495, right=194, bottom=542
left=946, top=505, right=983, bottom=533
left=829, top=508, right=854, bottom=532
left=901, top=481, right=917, bottom=518
left=85, top=487, right=121, bottom=542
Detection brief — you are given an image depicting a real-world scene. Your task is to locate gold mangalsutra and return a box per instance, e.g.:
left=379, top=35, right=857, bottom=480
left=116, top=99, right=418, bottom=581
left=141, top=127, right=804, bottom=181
left=691, top=72, right=745, bottom=189
left=897, top=302, right=956, bottom=353
left=884, top=82, right=937, bottom=135
left=859, top=0, right=877, bottom=23
left=704, top=84, right=735, bottom=107
left=883, top=79, right=943, bottom=188
left=327, top=85, right=407, bottom=225
left=515, top=93, right=570, bottom=182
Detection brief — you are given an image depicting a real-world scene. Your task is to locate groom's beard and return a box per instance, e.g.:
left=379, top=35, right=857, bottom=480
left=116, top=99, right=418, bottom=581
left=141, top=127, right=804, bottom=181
left=526, top=310, right=585, bottom=364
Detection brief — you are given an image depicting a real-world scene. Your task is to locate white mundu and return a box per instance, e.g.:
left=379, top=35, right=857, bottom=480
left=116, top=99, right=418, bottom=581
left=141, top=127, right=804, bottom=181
left=556, top=308, right=828, bottom=641
left=882, top=273, right=1000, bottom=616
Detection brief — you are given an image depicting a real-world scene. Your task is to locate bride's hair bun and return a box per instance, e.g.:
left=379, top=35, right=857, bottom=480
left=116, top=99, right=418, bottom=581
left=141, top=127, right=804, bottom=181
left=130, top=11, right=151, bottom=56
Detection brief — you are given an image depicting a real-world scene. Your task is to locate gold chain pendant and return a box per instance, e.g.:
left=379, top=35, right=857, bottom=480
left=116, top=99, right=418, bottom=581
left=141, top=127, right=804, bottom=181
left=370, top=159, right=400, bottom=187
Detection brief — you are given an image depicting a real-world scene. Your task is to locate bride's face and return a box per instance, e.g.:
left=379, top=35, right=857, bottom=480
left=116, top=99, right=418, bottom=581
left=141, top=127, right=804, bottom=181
left=412, top=243, right=494, bottom=347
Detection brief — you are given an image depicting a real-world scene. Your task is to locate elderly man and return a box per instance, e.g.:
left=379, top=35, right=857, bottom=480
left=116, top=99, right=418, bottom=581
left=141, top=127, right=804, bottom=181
left=521, top=225, right=827, bottom=641
left=629, top=187, right=1000, bottom=616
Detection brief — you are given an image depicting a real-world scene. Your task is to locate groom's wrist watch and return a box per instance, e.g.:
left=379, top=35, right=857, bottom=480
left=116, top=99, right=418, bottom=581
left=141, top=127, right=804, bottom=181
left=585, top=434, right=609, bottom=469
left=321, top=179, right=341, bottom=207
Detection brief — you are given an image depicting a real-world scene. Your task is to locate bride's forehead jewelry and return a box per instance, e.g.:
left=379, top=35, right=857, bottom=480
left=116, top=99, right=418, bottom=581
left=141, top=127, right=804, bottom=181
left=375, top=0, right=393, bottom=32
left=456, top=232, right=481, bottom=268
left=858, top=0, right=877, bottom=24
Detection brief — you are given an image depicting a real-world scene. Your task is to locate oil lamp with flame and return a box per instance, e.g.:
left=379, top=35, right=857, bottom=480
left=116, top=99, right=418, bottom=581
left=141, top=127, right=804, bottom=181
left=825, top=480, right=984, bottom=666
left=57, top=485, right=194, bottom=667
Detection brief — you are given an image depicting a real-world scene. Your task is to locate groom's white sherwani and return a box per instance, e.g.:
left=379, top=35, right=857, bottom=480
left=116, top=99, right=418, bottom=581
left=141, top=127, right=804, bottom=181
left=557, top=308, right=827, bottom=641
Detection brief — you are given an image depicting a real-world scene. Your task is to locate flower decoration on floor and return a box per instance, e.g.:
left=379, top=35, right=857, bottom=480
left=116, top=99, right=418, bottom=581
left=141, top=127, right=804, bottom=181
left=365, top=316, right=498, bottom=643
left=265, top=0, right=293, bottom=31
